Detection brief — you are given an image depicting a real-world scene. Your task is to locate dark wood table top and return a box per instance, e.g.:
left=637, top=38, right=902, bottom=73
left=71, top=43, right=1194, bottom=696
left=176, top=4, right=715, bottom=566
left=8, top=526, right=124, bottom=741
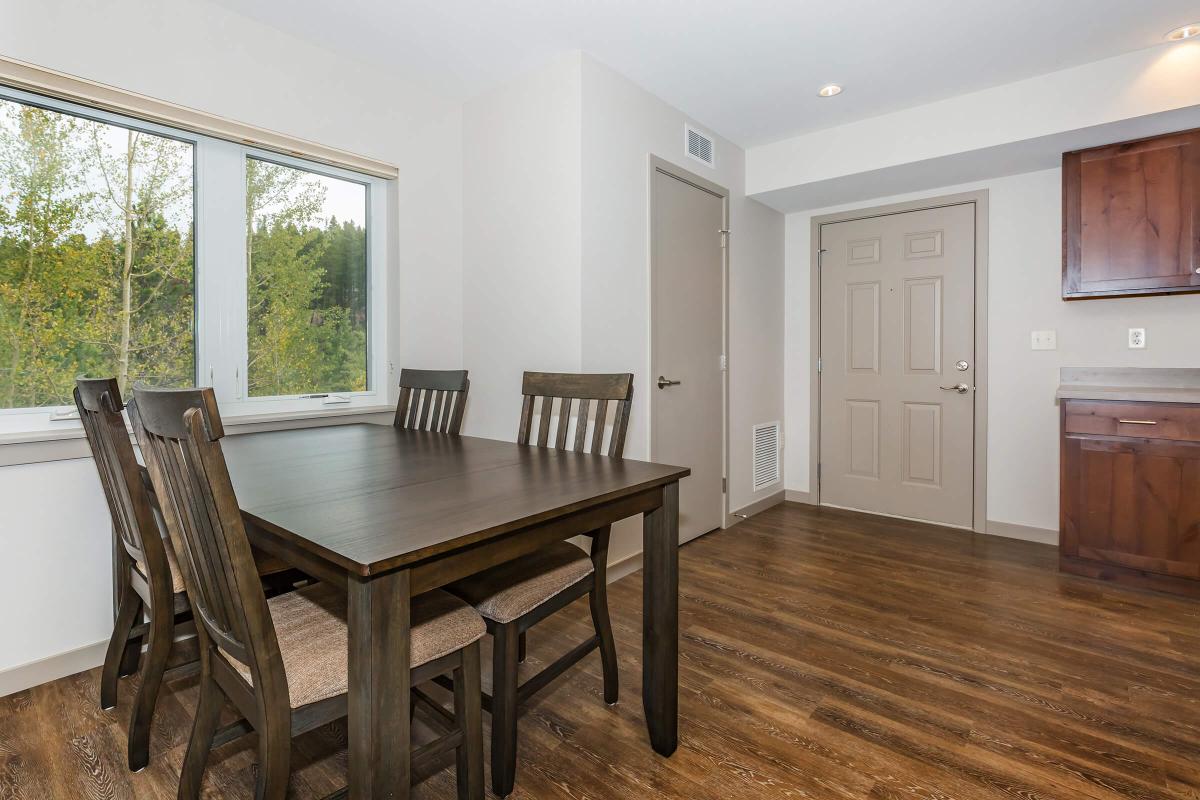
left=222, top=424, right=689, bottom=576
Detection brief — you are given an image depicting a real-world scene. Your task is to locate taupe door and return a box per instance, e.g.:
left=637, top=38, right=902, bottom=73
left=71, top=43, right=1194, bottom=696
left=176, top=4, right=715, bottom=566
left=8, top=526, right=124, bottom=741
left=819, top=203, right=975, bottom=527
left=651, top=165, right=726, bottom=543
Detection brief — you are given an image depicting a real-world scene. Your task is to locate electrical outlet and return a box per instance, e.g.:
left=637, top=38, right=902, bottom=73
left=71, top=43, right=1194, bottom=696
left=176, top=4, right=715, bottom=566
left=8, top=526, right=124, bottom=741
left=1129, top=328, right=1146, bottom=349
left=1031, top=330, right=1057, bottom=351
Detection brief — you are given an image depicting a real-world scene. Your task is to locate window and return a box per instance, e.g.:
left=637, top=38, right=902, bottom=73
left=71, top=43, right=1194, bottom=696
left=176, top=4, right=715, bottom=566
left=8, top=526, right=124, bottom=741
left=0, top=85, right=390, bottom=435
left=0, top=96, right=194, bottom=411
left=246, top=158, right=367, bottom=398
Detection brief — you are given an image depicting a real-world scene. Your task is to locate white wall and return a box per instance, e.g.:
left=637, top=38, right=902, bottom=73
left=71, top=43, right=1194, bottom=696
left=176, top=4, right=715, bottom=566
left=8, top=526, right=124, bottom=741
left=578, top=55, right=786, bottom=561
left=784, top=169, right=1200, bottom=534
left=461, top=53, right=583, bottom=441
left=458, top=54, right=787, bottom=565
left=0, top=0, right=464, bottom=676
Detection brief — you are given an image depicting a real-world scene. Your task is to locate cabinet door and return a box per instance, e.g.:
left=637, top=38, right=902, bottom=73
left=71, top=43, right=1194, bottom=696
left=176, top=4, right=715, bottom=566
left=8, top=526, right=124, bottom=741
left=1063, top=129, right=1200, bottom=299
left=1064, top=436, right=1200, bottom=578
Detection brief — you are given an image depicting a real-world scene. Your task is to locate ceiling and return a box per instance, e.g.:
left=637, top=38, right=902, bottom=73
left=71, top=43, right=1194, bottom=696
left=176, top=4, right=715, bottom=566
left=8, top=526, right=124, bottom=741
left=210, top=0, right=1200, bottom=147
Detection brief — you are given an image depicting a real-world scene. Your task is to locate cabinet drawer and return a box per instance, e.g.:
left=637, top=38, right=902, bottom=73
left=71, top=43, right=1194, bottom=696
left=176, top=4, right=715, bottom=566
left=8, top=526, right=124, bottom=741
left=1063, top=400, right=1200, bottom=442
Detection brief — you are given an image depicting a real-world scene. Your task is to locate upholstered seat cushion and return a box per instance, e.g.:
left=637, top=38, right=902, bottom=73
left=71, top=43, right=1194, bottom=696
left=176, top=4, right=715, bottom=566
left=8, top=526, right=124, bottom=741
left=222, top=583, right=485, bottom=709
left=448, top=541, right=594, bottom=624
left=136, top=541, right=186, bottom=594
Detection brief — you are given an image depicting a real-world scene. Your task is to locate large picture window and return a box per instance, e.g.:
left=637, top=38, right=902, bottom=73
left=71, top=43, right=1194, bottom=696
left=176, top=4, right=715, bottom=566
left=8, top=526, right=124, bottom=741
left=0, top=86, right=389, bottom=436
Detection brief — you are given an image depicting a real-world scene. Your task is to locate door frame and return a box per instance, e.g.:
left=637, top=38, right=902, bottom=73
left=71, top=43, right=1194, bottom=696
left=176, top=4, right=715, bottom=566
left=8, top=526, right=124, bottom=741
left=648, top=154, right=732, bottom=531
left=808, top=190, right=990, bottom=532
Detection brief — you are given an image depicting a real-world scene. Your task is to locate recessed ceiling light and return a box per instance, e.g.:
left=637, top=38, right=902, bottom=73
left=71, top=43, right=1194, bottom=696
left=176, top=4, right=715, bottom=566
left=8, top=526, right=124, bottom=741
left=818, top=84, right=843, bottom=98
left=1166, top=23, right=1200, bottom=41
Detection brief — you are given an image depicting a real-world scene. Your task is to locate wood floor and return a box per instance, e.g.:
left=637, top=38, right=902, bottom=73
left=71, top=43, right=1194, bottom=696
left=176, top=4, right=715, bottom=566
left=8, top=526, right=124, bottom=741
left=3, top=501, right=1199, bottom=799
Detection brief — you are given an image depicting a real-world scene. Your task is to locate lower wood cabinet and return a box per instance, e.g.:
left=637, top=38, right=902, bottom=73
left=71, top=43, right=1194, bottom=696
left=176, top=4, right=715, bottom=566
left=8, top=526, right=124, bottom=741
left=1060, top=399, right=1200, bottom=597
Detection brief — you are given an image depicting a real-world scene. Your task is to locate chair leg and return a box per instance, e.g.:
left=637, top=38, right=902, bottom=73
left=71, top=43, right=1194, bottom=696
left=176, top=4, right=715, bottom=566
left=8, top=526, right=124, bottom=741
left=254, top=713, right=292, bottom=800
left=128, top=605, right=173, bottom=770
left=490, top=623, right=520, bottom=797
left=517, top=631, right=527, bottom=664
left=588, top=526, right=619, bottom=705
left=590, top=581, right=619, bottom=705
left=453, top=642, right=484, bottom=800
left=100, top=593, right=142, bottom=710
left=177, top=670, right=221, bottom=800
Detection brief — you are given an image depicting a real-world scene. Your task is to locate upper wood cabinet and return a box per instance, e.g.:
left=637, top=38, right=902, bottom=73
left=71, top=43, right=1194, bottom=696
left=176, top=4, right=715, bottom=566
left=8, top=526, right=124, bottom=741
left=1063, top=129, right=1200, bottom=299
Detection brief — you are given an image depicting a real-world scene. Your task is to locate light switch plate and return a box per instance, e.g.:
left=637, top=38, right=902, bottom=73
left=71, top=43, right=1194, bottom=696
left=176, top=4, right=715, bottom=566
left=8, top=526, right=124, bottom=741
left=1129, top=328, right=1146, bottom=349
left=1031, top=330, right=1057, bottom=351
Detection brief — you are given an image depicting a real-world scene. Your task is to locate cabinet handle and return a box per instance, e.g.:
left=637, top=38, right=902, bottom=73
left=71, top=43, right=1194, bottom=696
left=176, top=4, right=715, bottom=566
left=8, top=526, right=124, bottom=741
left=1117, top=419, right=1158, bottom=425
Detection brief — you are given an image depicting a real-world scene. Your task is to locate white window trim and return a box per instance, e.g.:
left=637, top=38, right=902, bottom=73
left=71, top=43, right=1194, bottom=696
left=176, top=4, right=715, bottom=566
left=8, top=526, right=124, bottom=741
left=0, top=84, right=395, bottom=439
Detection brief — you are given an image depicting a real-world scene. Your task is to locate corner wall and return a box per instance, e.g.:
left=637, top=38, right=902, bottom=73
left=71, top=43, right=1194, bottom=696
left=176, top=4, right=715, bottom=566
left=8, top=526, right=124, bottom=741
left=461, top=53, right=584, bottom=441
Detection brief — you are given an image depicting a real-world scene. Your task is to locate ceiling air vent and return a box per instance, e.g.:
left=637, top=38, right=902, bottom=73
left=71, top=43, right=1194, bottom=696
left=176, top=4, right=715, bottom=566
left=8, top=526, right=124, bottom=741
left=685, top=124, right=715, bottom=168
left=752, top=421, right=781, bottom=491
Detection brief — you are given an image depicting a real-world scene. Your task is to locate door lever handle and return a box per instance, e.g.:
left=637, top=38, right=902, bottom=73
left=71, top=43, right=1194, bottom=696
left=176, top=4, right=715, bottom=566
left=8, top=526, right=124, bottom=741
left=657, top=376, right=681, bottom=389
left=939, top=383, right=970, bottom=394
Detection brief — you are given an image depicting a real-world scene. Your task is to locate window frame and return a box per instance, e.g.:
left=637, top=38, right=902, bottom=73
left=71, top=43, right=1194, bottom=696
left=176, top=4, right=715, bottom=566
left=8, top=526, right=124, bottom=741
left=0, top=84, right=393, bottom=436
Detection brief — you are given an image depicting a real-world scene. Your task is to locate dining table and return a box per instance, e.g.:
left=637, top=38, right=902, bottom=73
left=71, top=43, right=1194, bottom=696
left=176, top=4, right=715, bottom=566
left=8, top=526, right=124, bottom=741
left=221, top=422, right=689, bottom=800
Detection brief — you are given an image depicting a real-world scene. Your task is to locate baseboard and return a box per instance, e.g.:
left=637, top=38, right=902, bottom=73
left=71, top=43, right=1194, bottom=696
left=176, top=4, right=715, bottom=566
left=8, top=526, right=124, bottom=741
left=784, top=489, right=814, bottom=505
left=607, top=550, right=643, bottom=583
left=728, top=490, right=786, bottom=525
left=0, top=639, right=108, bottom=698
left=984, top=520, right=1058, bottom=546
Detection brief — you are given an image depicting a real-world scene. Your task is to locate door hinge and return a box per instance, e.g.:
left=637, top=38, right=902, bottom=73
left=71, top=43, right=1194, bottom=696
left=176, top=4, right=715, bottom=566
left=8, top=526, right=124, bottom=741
left=817, top=357, right=822, bottom=373
left=722, top=477, right=727, bottom=494
left=817, top=462, right=821, bottom=481
left=719, top=354, right=727, bottom=371
left=720, top=229, right=730, bottom=248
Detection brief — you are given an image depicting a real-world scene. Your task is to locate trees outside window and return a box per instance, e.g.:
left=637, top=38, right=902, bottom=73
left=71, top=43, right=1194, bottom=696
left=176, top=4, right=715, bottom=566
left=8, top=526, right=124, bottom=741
left=0, top=92, right=377, bottom=421
left=0, top=99, right=193, bottom=407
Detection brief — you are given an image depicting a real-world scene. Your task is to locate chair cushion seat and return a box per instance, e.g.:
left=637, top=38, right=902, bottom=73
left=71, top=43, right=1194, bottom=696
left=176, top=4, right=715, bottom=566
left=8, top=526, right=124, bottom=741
left=448, top=541, right=594, bottom=624
left=223, top=583, right=485, bottom=709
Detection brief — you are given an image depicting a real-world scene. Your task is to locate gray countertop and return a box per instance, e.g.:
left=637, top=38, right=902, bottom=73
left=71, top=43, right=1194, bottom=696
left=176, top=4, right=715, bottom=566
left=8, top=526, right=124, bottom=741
left=1056, top=367, right=1200, bottom=404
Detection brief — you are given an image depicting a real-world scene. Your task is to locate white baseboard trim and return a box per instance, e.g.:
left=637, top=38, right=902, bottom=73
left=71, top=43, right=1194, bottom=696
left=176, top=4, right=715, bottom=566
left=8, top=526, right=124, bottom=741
left=607, top=550, right=643, bottom=584
left=728, top=490, right=786, bottom=525
left=0, top=639, right=108, bottom=698
left=784, top=489, right=814, bottom=505
left=984, top=520, right=1058, bottom=546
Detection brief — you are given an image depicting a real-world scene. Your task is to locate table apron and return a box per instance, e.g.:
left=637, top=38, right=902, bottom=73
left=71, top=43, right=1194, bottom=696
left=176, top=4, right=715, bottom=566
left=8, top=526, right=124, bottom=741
left=410, top=485, right=664, bottom=595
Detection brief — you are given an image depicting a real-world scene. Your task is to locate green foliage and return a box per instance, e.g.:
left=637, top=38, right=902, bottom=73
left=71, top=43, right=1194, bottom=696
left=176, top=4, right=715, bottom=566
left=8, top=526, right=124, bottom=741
left=246, top=159, right=367, bottom=397
left=0, top=102, right=367, bottom=410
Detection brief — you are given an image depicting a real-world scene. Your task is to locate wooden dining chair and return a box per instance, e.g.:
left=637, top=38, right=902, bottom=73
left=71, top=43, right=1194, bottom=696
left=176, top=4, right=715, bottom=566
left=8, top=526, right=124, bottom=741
left=75, top=377, right=192, bottom=772
left=447, top=371, right=632, bottom=797
left=77, top=377, right=304, bottom=772
left=131, top=384, right=486, bottom=800
left=395, top=368, right=470, bottom=433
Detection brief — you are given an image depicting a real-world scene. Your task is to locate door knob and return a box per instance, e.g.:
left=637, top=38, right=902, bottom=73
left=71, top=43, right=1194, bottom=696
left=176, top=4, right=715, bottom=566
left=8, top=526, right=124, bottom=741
left=657, top=376, right=681, bottom=389
left=939, top=383, right=970, bottom=394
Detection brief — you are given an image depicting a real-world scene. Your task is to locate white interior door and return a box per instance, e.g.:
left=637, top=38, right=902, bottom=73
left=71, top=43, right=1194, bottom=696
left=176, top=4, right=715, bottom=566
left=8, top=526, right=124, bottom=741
left=650, top=165, right=726, bottom=543
left=819, top=203, right=976, bottom=528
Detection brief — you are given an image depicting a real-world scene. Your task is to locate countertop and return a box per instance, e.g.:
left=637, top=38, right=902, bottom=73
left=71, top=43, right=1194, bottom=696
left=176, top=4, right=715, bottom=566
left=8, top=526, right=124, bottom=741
left=1056, top=367, right=1200, bottom=404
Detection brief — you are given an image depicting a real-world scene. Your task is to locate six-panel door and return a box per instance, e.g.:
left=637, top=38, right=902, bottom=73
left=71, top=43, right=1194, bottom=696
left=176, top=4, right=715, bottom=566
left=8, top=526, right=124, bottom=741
left=819, top=203, right=976, bottom=527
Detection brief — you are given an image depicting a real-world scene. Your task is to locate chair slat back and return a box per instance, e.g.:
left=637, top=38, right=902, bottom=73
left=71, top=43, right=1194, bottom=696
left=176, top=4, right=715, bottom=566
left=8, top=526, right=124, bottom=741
left=131, top=385, right=282, bottom=685
left=395, top=368, right=469, bottom=434
left=74, top=377, right=171, bottom=584
left=516, top=372, right=633, bottom=458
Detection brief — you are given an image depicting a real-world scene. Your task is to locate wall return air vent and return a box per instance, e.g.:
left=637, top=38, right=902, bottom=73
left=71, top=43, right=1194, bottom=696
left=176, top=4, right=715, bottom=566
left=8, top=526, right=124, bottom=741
left=685, top=123, right=715, bottom=167
left=752, top=421, right=781, bottom=492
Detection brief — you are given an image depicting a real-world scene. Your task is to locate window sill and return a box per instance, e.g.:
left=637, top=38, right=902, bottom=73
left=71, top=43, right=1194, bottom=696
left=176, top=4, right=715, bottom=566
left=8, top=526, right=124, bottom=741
left=0, top=404, right=397, bottom=468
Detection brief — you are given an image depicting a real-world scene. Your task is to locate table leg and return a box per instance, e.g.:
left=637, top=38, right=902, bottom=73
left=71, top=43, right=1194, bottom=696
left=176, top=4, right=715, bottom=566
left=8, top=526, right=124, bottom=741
left=642, top=481, right=679, bottom=756
left=348, top=569, right=411, bottom=799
